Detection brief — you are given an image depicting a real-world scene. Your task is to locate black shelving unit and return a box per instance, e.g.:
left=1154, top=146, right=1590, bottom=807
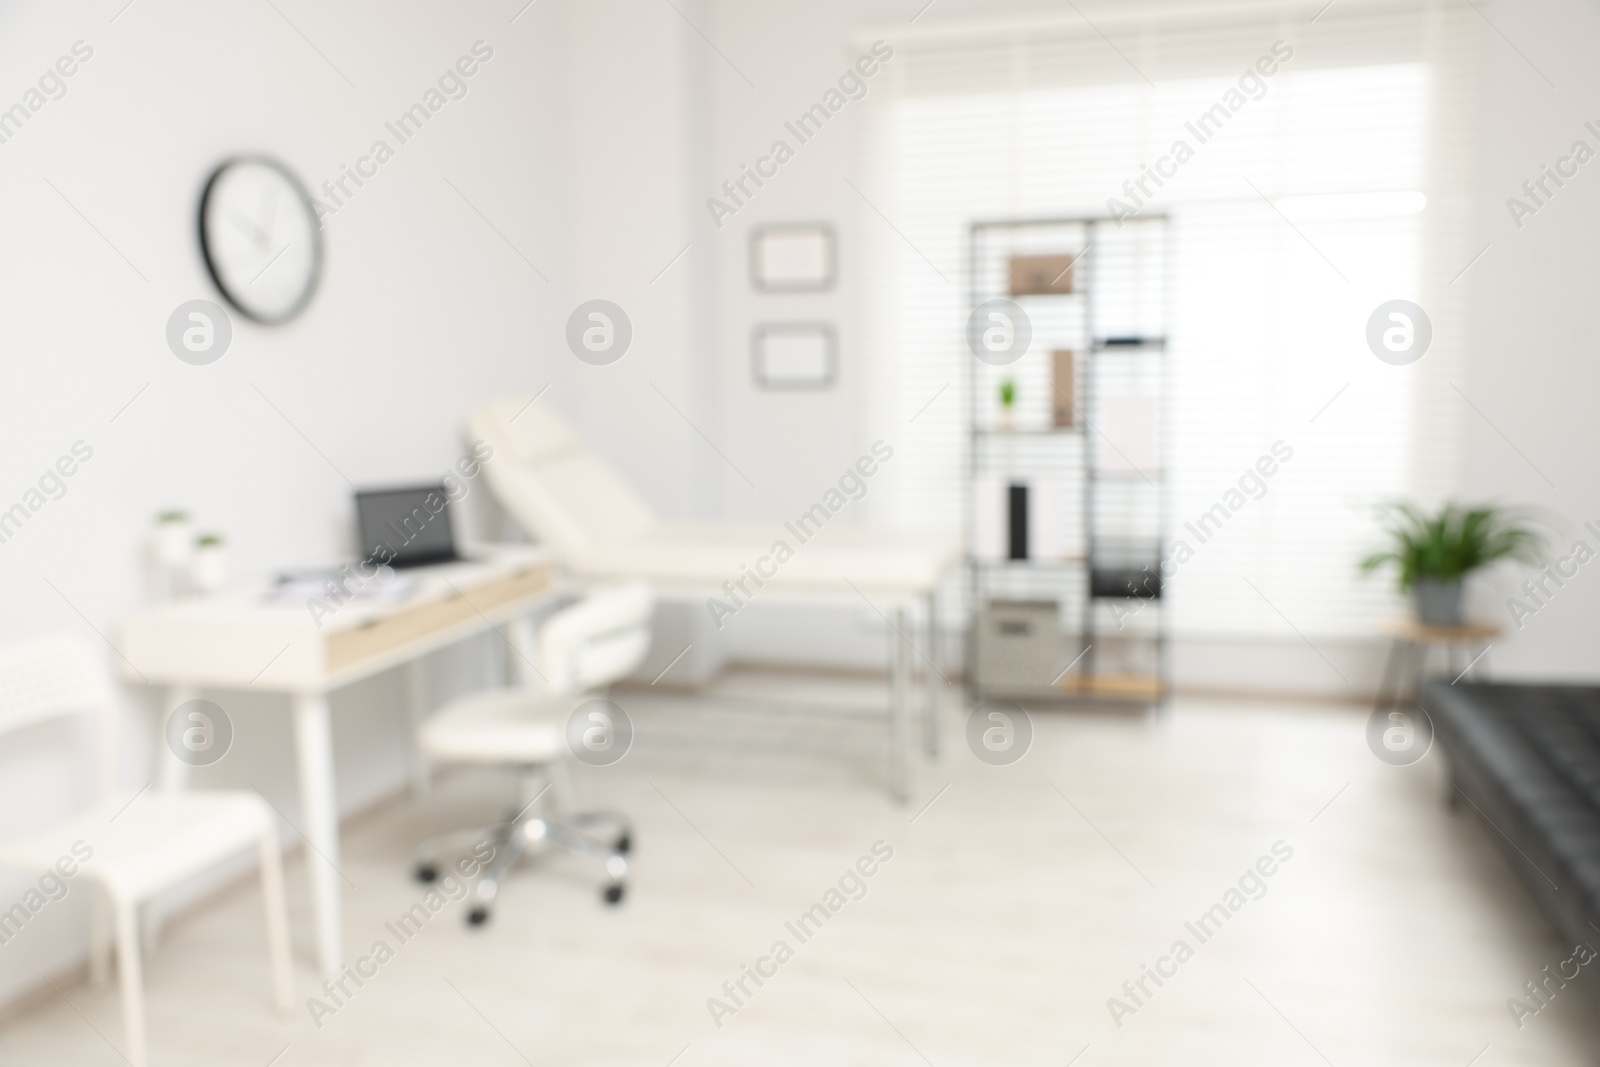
left=965, top=214, right=1169, bottom=706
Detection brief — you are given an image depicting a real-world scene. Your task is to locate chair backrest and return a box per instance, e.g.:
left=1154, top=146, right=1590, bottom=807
left=0, top=634, right=116, bottom=794
left=538, top=582, right=654, bottom=695
left=467, top=398, right=659, bottom=558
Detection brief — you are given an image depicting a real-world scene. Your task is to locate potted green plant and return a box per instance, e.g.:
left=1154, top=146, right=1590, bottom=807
left=1359, top=501, right=1544, bottom=627
left=997, top=378, right=1017, bottom=431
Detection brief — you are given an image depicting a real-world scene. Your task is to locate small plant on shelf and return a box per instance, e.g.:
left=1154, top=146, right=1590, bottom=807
left=1358, top=500, right=1544, bottom=626
left=997, top=378, right=1017, bottom=430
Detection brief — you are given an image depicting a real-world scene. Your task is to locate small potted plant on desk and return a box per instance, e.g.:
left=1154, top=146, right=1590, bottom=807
left=192, top=532, right=228, bottom=594
left=1359, top=501, right=1544, bottom=626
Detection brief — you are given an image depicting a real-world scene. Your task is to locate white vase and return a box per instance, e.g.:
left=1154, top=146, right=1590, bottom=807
left=153, top=517, right=192, bottom=568
left=151, top=517, right=193, bottom=600
left=192, top=544, right=227, bottom=594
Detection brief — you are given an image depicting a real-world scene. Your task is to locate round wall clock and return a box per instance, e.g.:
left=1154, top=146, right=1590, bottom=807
left=198, top=156, right=321, bottom=324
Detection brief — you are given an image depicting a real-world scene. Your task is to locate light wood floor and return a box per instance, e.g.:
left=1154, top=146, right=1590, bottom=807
left=3, top=671, right=1597, bottom=1065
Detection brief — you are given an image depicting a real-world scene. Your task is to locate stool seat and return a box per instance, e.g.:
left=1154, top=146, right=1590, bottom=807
left=1374, top=615, right=1500, bottom=712
left=1380, top=615, right=1500, bottom=643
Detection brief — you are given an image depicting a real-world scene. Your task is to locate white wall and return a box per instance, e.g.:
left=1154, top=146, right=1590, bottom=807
left=1455, top=0, right=1600, bottom=681
left=689, top=0, right=901, bottom=670
left=557, top=0, right=712, bottom=519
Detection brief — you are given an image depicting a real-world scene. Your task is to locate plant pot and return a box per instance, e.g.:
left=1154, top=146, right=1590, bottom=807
left=153, top=515, right=192, bottom=568
left=1413, top=578, right=1463, bottom=627
left=191, top=544, right=226, bottom=594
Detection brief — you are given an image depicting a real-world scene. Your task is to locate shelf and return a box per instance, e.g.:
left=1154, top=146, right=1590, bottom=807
left=971, top=213, right=1167, bottom=229
left=1090, top=564, right=1162, bottom=598
left=1058, top=672, right=1165, bottom=700
left=972, top=556, right=1087, bottom=570
left=1091, top=468, right=1165, bottom=480
left=1093, top=337, right=1167, bottom=351
left=968, top=214, right=1169, bottom=704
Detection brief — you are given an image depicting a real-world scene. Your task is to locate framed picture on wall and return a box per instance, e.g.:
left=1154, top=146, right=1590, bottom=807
left=753, top=323, right=837, bottom=389
left=750, top=223, right=835, bottom=292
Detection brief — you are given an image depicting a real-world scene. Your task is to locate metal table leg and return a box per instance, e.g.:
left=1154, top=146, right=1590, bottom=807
left=1405, top=638, right=1428, bottom=703
left=924, top=590, right=941, bottom=759
left=1375, top=638, right=1404, bottom=710
left=890, top=604, right=912, bottom=803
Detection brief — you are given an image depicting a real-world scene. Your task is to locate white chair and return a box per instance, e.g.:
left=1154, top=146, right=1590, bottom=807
left=0, top=636, right=293, bottom=1067
left=413, top=582, right=652, bottom=924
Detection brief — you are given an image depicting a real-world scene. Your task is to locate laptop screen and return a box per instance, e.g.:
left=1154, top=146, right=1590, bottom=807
left=355, top=485, right=457, bottom=568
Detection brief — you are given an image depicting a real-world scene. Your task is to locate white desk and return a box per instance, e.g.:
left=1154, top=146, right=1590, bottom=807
left=118, top=546, right=555, bottom=977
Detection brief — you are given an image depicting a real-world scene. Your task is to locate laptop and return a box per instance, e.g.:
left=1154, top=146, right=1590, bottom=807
left=354, top=484, right=462, bottom=569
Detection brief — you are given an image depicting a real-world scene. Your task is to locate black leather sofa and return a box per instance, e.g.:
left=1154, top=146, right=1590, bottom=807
left=1427, top=681, right=1600, bottom=972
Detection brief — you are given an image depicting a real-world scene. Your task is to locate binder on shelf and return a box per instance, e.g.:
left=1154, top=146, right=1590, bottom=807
left=1051, top=350, right=1075, bottom=428
left=1007, top=484, right=1029, bottom=560
left=975, top=477, right=1063, bottom=562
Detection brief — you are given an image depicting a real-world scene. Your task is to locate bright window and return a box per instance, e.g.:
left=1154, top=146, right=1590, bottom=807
left=860, top=5, right=1478, bottom=638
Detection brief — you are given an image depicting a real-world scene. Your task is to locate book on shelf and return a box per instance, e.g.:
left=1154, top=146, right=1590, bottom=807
left=1051, top=349, right=1075, bottom=428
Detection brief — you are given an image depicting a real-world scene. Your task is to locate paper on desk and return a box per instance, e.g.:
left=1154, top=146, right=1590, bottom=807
left=262, top=571, right=415, bottom=606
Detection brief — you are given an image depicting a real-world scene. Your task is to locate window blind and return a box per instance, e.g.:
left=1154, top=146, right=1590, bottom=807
left=858, top=2, right=1479, bottom=638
